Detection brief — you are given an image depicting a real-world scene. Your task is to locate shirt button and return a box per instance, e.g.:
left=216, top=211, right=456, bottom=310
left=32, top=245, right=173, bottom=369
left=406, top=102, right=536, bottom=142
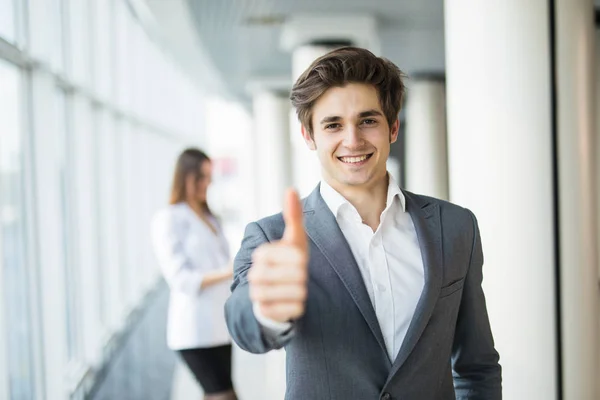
left=381, top=393, right=391, bottom=400
left=377, top=284, right=387, bottom=292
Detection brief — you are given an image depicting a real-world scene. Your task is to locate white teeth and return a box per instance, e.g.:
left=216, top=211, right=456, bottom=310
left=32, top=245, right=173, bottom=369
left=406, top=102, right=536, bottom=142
left=340, top=155, right=368, bottom=163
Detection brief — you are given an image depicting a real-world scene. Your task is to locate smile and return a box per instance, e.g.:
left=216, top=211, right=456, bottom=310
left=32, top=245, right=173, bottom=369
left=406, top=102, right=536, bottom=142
left=337, top=153, right=373, bottom=164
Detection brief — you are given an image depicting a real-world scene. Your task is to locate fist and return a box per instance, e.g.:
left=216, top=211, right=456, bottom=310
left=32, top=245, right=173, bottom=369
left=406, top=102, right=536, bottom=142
left=248, top=189, right=309, bottom=323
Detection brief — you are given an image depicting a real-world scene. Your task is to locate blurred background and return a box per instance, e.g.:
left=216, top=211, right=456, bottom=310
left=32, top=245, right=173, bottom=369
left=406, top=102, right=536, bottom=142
left=0, top=0, right=599, bottom=399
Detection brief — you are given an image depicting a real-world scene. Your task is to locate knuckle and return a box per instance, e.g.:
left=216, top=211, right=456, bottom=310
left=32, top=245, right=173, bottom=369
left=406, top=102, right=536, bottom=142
left=297, top=287, right=308, bottom=301
left=250, top=285, right=268, bottom=302
left=248, top=286, right=258, bottom=301
left=298, top=252, right=309, bottom=265
left=247, top=267, right=257, bottom=282
left=249, top=266, right=262, bottom=281
left=291, top=246, right=307, bottom=262
left=296, top=268, right=308, bottom=282
left=259, top=303, right=271, bottom=317
left=249, top=263, right=270, bottom=283
left=252, top=243, right=273, bottom=262
left=251, top=246, right=264, bottom=262
left=292, top=303, right=304, bottom=318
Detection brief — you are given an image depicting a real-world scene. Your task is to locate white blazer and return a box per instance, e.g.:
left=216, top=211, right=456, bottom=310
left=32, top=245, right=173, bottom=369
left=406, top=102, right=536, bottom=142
left=151, top=202, right=231, bottom=350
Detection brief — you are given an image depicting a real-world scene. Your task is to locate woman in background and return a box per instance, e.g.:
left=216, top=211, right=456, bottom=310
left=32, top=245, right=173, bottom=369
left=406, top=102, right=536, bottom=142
left=152, top=148, right=238, bottom=400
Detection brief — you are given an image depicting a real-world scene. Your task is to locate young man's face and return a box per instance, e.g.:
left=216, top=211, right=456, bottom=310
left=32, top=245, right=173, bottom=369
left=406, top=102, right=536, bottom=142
left=302, top=83, right=399, bottom=192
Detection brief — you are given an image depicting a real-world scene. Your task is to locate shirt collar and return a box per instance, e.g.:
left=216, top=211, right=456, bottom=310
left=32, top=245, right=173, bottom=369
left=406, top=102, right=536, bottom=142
left=319, top=173, right=406, bottom=219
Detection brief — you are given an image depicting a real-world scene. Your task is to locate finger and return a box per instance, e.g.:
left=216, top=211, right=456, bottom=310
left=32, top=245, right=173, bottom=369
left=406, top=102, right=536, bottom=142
left=248, top=263, right=307, bottom=284
left=249, top=284, right=308, bottom=303
left=282, top=188, right=307, bottom=250
left=257, top=301, right=305, bottom=322
left=252, top=243, right=307, bottom=266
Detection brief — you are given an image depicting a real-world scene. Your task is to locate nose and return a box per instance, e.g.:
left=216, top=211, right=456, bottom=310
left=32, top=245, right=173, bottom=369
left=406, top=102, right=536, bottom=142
left=342, top=125, right=364, bottom=148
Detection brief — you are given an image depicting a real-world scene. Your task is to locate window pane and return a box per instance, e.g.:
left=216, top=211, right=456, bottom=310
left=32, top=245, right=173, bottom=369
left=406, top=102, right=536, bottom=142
left=68, top=0, right=90, bottom=85
left=0, top=0, right=16, bottom=42
left=97, top=111, right=121, bottom=331
left=0, top=59, right=35, bottom=399
left=114, top=0, right=131, bottom=108
left=72, top=96, right=102, bottom=365
left=92, top=0, right=113, bottom=99
left=56, top=90, right=80, bottom=362
left=53, top=0, right=66, bottom=71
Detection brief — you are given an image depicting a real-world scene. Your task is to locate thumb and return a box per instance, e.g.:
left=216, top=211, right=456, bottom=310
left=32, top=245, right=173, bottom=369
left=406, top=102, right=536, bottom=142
left=282, top=188, right=307, bottom=249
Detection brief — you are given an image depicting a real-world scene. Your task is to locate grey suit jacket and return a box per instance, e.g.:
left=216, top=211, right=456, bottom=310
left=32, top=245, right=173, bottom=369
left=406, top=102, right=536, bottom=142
left=225, top=186, right=501, bottom=400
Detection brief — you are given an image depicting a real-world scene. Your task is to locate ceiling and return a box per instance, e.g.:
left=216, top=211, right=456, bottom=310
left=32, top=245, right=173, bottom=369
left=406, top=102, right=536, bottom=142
left=143, top=0, right=600, bottom=107
left=184, top=0, right=445, bottom=104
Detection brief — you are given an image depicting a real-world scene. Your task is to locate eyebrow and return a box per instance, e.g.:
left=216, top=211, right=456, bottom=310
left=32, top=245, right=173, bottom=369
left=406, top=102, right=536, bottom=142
left=319, top=109, right=384, bottom=124
left=358, top=110, right=384, bottom=119
left=320, top=115, right=342, bottom=124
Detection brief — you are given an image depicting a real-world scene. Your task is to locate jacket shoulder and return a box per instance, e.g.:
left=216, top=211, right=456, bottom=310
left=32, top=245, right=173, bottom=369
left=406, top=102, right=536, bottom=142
left=249, top=212, right=285, bottom=242
left=403, top=190, right=475, bottom=226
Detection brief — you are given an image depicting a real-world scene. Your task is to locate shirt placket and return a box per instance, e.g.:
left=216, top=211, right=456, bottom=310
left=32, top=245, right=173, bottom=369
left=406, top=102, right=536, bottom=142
left=369, top=229, right=395, bottom=359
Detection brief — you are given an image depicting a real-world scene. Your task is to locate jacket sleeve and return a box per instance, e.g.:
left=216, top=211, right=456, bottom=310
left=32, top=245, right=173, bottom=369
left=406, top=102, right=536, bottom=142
left=151, top=209, right=204, bottom=295
left=224, top=221, right=295, bottom=354
left=452, top=210, right=502, bottom=399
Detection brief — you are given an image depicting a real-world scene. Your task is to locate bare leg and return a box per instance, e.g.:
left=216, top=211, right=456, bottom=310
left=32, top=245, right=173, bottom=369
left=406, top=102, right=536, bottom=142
left=203, top=389, right=238, bottom=400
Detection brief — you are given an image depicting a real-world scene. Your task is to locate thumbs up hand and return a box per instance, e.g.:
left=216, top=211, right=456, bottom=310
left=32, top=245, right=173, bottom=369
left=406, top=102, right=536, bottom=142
left=248, top=189, right=309, bottom=323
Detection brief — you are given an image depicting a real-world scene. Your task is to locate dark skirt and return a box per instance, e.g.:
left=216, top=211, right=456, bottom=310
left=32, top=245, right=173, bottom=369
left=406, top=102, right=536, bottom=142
left=178, top=344, right=234, bottom=394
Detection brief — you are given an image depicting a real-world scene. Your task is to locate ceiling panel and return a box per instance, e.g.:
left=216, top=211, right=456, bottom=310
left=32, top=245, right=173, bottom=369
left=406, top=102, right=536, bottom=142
left=186, top=0, right=445, bottom=104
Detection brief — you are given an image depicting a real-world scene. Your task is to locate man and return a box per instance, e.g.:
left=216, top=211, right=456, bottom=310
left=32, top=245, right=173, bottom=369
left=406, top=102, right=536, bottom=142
left=225, top=47, right=501, bottom=400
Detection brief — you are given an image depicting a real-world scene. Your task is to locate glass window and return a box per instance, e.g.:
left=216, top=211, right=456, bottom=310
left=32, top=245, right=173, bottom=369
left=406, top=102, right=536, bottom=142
left=56, top=89, right=80, bottom=362
left=120, top=121, right=137, bottom=307
left=115, top=0, right=131, bottom=109
left=71, top=96, right=102, bottom=365
left=0, top=0, right=16, bottom=42
left=96, top=111, right=122, bottom=332
left=53, top=0, right=66, bottom=72
left=0, top=59, right=36, bottom=399
left=113, top=117, right=127, bottom=320
left=68, top=0, right=90, bottom=85
left=92, top=0, right=113, bottom=99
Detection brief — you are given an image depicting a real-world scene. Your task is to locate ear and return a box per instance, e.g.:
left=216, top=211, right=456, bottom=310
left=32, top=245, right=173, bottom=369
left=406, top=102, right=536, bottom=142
left=390, top=119, right=400, bottom=144
left=301, top=125, right=317, bottom=150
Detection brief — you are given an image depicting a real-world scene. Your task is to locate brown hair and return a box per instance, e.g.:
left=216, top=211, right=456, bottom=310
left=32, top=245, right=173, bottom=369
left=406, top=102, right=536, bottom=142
left=290, top=46, right=406, bottom=138
left=169, top=148, right=212, bottom=214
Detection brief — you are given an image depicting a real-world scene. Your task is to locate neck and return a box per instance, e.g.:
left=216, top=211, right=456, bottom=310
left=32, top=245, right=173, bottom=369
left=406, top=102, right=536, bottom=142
left=186, top=199, right=205, bottom=217
left=327, top=172, right=389, bottom=230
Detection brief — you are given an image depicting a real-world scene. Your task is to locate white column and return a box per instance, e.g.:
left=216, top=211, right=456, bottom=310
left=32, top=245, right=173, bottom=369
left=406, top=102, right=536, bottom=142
left=281, top=15, right=379, bottom=197
left=0, top=222, right=6, bottom=400
left=555, top=1, right=599, bottom=399
left=249, top=89, right=294, bottom=400
left=404, top=77, right=448, bottom=199
left=253, top=90, right=293, bottom=216
left=290, top=44, right=338, bottom=197
left=596, top=20, right=600, bottom=400
left=596, top=19, right=600, bottom=276
left=445, top=2, right=557, bottom=399
left=291, top=44, right=338, bottom=83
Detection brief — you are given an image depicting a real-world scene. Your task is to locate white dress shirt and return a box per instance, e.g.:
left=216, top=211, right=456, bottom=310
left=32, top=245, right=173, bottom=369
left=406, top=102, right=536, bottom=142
left=152, top=203, right=231, bottom=350
left=254, top=176, right=425, bottom=361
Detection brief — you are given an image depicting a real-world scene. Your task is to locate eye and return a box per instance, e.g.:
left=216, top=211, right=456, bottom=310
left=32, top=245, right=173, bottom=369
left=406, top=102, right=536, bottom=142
left=325, top=123, right=341, bottom=130
left=361, top=119, right=377, bottom=126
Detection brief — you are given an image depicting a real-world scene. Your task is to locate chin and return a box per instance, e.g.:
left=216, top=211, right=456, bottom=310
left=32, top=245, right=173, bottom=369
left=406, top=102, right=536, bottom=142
left=337, top=174, right=371, bottom=187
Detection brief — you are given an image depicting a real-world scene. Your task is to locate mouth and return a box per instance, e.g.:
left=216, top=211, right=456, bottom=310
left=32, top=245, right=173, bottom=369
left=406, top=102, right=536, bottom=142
left=337, top=153, right=374, bottom=165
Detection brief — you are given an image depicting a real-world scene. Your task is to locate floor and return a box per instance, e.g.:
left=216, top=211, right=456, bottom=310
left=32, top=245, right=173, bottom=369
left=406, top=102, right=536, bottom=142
left=171, top=345, right=286, bottom=400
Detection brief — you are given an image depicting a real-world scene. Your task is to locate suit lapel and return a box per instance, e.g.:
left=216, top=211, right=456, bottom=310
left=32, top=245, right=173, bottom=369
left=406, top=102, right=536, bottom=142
left=303, top=186, right=390, bottom=362
left=387, top=191, right=443, bottom=381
